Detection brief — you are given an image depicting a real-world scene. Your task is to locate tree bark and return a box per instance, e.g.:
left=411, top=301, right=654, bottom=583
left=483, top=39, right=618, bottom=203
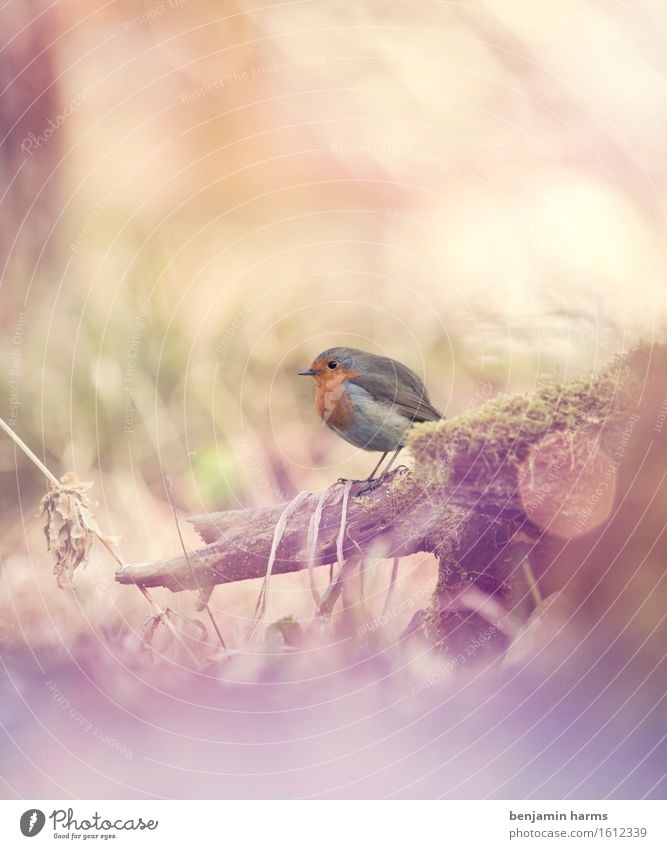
left=115, top=472, right=510, bottom=592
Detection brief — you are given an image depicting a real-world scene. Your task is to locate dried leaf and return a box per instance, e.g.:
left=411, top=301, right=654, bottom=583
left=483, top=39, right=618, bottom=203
left=139, top=612, right=166, bottom=660
left=39, top=471, right=120, bottom=588
left=265, top=615, right=303, bottom=651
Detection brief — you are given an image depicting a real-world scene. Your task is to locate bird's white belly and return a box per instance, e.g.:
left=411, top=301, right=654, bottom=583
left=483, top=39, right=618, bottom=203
left=329, top=386, right=411, bottom=452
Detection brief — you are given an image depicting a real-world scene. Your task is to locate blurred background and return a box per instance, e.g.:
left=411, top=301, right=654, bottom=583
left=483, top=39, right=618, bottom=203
left=1, top=0, right=666, bottom=799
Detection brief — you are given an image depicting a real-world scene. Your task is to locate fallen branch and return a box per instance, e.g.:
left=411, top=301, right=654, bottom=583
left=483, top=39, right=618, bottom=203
left=115, top=470, right=480, bottom=592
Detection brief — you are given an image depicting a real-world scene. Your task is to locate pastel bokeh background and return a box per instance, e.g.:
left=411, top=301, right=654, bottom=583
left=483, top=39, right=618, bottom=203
left=1, top=0, right=666, bottom=799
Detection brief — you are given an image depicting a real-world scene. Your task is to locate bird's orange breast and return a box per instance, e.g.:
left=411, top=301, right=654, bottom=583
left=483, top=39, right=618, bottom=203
left=313, top=366, right=359, bottom=429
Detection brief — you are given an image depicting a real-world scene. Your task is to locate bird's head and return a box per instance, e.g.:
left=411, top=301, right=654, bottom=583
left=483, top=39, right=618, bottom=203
left=297, top=347, right=363, bottom=382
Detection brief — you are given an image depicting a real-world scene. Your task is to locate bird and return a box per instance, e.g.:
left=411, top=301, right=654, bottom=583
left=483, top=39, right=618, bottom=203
left=298, top=346, right=443, bottom=489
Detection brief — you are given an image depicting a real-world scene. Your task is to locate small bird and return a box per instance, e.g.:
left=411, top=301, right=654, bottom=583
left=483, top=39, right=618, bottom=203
left=298, top=346, right=443, bottom=487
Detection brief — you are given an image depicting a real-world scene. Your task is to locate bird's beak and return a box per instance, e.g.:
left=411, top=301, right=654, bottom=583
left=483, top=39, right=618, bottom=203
left=298, top=368, right=321, bottom=376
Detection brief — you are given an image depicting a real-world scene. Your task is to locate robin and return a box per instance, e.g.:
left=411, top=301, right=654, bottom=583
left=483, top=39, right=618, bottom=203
left=298, top=347, right=443, bottom=488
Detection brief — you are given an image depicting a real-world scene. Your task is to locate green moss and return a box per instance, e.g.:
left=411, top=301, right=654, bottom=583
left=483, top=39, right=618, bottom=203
left=409, top=345, right=648, bottom=485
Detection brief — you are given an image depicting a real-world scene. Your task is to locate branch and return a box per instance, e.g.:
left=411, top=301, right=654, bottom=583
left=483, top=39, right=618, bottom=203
left=116, top=470, right=465, bottom=591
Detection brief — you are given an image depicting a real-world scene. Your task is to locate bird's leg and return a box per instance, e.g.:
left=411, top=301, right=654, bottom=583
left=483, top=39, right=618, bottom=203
left=380, top=446, right=403, bottom=478
left=357, top=447, right=403, bottom=494
left=365, top=451, right=388, bottom=482
left=337, top=451, right=388, bottom=485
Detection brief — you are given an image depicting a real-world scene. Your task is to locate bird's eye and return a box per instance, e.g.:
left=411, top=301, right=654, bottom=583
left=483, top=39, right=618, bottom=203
left=327, top=360, right=338, bottom=369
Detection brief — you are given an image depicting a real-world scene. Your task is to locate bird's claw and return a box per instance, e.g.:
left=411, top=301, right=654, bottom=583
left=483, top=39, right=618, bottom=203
left=337, top=465, right=409, bottom=492
left=357, top=478, right=383, bottom=495
left=356, top=465, right=409, bottom=495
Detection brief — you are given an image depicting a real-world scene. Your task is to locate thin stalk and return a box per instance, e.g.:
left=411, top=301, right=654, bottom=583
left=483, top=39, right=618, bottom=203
left=522, top=558, right=543, bottom=608
left=381, top=557, right=400, bottom=618
left=0, top=416, right=59, bottom=486
left=166, top=476, right=226, bottom=649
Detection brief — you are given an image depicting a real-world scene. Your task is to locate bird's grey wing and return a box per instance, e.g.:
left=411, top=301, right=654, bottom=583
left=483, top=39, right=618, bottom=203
left=389, top=358, right=431, bottom=395
left=348, top=372, right=443, bottom=422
